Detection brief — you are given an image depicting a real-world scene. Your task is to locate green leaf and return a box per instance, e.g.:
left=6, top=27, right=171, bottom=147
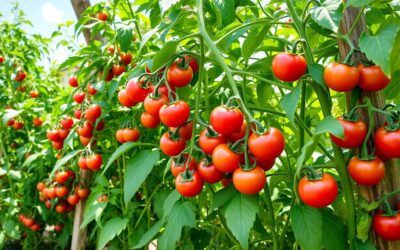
left=80, top=201, right=107, bottom=229
left=356, top=212, right=372, bottom=243
left=102, top=142, right=138, bottom=174
left=295, top=136, right=321, bottom=176
left=315, top=115, right=344, bottom=138
left=321, top=209, right=346, bottom=250
left=124, top=149, right=160, bottom=205
left=359, top=25, right=400, bottom=75
left=51, top=150, right=81, bottom=177
left=308, top=64, right=325, bottom=87
left=310, top=0, right=343, bottom=32
left=152, top=41, right=178, bottom=71
left=346, top=0, right=368, bottom=7
left=21, top=152, right=41, bottom=168
left=2, top=109, right=23, bottom=124
left=211, top=186, right=236, bottom=210
left=117, top=26, right=133, bottom=52
left=390, top=32, right=400, bottom=74
left=132, top=221, right=163, bottom=249
left=163, top=189, right=181, bottom=219
left=214, top=0, right=236, bottom=28
left=355, top=239, right=376, bottom=250
left=242, top=26, right=269, bottom=60
left=280, top=84, right=301, bottom=125
left=291, top=205, right=323, bottom=250
left=97, top=217, right=129, bottom=250
left=58, top=56, right=83, bottom=70
left=224, top=192, right=259, bottom=250
left=159, top=0, right=180, bottom=15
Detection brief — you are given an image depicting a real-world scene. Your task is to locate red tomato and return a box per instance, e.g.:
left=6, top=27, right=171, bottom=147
left=212, top=144, right=240, bottom=173
left=55, top=186, right=69, bottom=198
left=55, top=171, right=69, bottom=183
left=36, top=182, right=46, bottom=192
left=69, top=76, right=78, bottom=87
left=330, top=117, right=367, bottom=149
left=58, top=129, right=70, bottom=140
left=76, top=187, right=90, bottom=199
left=159, top=100, right=190, bottom=127
left=7, top=119, right=15, bottom=126
left=324, top=62, right=359, bottom=92
left=373, top=211, right=400, bottom=241
left=120, top=52, right=133, bottom=65
left=233, top=166, right=266, bottom=194
left=358, top=65, right=390, bottom=91
left=79, top=136, right=92, bottom=146
left=160, top=132, right=186, bottom=156
left=144, top=94, right=168, bottom=116
left=73, top=92, right=85, bottom=104
left=298, top=173, right=338, bottom=208
left=348, top=156, right=385, bottom=186
left=87, top=84, right=97, bottom=95
left=170, top=121, right=194, bottom=140
left=123, top=128, right=140, bottom=142
left=52, top=141, right=64, bottom=150
left=47, top=130, right=62, bottom=141
left=32, top=117, right=43, bottom=126
left=54, top=224, right=64, bottom=232
left=55, top=203, right=67, bottom=213
left=67, top=194, right=80, bottom=205
left=126, top=79, right=153, bottom=103
left=97, top=11, right=108, bottom=21
left=210, top=106, right=243, bottom=135
left=140, top=112, right=160, bottom=128
left=15, top=71, right=27, bottom=81
left=228, top=120, right=250, bottom=142
left=112, top=64, right=126, bottom=76
left=248, top=127, right=285, bottom=162
left=78, top=157, right=88, bottom=170
left=199, top=128, right=227, bottom=155
left=85, top=104, right=102, bottom=123
left=257, top=157, right=276, bottom=171
left=0, top=56, right=4, bottom=63
left=118, top=89, right=137, bottom=107
left=86, top=154, right=102, bottom=171
left=197, top=158, right=224, bottom=183
left=374, top=127, right=400, bottom=159
left=46, top=188, right=57, bottom=199
left=154, top=84, right=176, bottom=97
left=178, top=55, right=199, bottom=73
left=170, top=154, right=197, bottom=177
left=29, top=90, right=39, bottom=98
left=74, top=109, right=82, bottom=119
left=272, top=53, right=307, bottom=82
left=24, top=218, right=34, bottom=227
left=61, top=117, right=74, bottom=129
left=76, top=122, right=93, bottom=137
left=175, top=171, right=203, bottom=197
left=166, top=62, right=193, bottom=87
left=13, top=121, right=24, bottom=130
left=116, top=129, right=126, bottom=143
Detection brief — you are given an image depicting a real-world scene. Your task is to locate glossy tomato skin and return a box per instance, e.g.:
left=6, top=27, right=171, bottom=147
left=258, top=157, right=276, bottom=171
left=170, top=121, right=193, bottom=140
left=197, top=158, right=224, bottom=184
left=374, top=127, right=400, bottom=159
left=69, top=76, right=78, bottom=87
left=120, top=52, right=132, bottom=65
left=180, top=55, right=199, bottom=73
left=159, top=132, right=186, bottom=156
left=228, top=120, right=250, bottom=142
left=248, top=127, right=285, bottom=162
left=144, top=94, right=168, bottom=116
left=87, top=84, right=97, bottom=95
left=210, top=106, right=244, bottom=135
left=140, top=112, right=160, bottom=128
left=97, top=11, right=108, bottom=21
left=175, top=171, right=203, bottom=197
left=324, top=62, right=360, bottom=92
left=233, top=166, right=266, bottom=195
left=166, top=62, right=193, bottom=87
left=73, top=92, right=85, bottom=104
left=212, top=144, right=241, bottom=173
left=123, top=128, right=140, bottom=142
left=61, top=117, right=74, bottom=129
left=272, top=53, right=307, bottom=82
left=170, top=154, right=197, bottom=177
left=330, top=117, right=367, bottom=149
left=86, top=154, right=102, bottom=171
left=118, top=89, right=137, bottom=107
left=85, top=104, right=102, bottom=123
left=298, top=173, right=338, bottom=208
left=358, top=65, right=390, bottom=92
left=126, top=79, right=153, bottom=103
left=112, top=64, right=126, bottom=76
left=348, top=156, right=385, bottom=186
left=199, top=128, right=227, bottom=155
left=159, top=100, right=190, bottom=127
left=373, top=211, right=400, bottom=241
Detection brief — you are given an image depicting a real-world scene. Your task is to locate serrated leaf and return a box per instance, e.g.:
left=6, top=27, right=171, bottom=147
left=214, top=0, right=236, bottom=28
left=132, top=221, right=163, bottom=249
left=242, top=26, right=269, bottom=60
left=51, top=150, right=81, bottom=177
left=211, top=186, right=236, bottom=210
left=310, top=0, right=343, bottom=32
left=321, top=209, right=346, bottom=250
left=97, top=217, right=129, bottom=250
left=152, top=41, right=178, bottom=71
left=356, top=212, right=372, bottom=243
left=280, top=84, right=301, bottom=125
left=291, top=205, right=323, bottom=250
left=102, top=142, right=138, bottom=174
left=224, top=192, right=259, bottom=250
left=124, top=149, right=160, bottom=205
left=315, top=115, right=344, bottom=138
left=117, top=26, right=133, bottom=52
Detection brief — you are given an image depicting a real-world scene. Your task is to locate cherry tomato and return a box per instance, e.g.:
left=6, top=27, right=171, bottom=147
left=86, top=154, right=102, bottom=171
left=55, top=186, right=69, bottom=198
left=61, top=117, right=74, bottom=129
left=123, top=128, right=140, bottom=142
left=248, top=127, right=285, bottom=162
left=210, top=106, right=244, bottom=135
left=358, top=65, right=390, bottom=92
left=32, top=117, right=43, bottom=127
left=212, top=144, right=240, bottom=173
left=15, top=71, right=27, bottom=81
left=79, top=136, right=92, bottom=146
left=160, top=132, right=186, bottom=156
left=154, top=84, right=175, bottom=97
left=67, top=194, right=80, bottom=205
left=29, top=90, right=39, bottom=98
left=118, top=89, right=137, bottom=107
left=144, top=94, right=168, bottom=116
left=170, top=154, right=197, bottom=177
left=58, top=129, right=70, bottom=140
left=73, top=92, right=85, bottom=104
left=87, top=84, right=97, bottom=95
left=159, top=100, right=190, bottom=127
left=36, top=182, right=46, bottom=192
left=166, top=62, right=193, bottom=87
left=197, top=158, right=225, bottom=184
left=272, top=53, right=307, bottom=82
left=55, top=171, right=69, bottom=183
left=78, top=157, right=88, bottom=170
left=298, top=173, right=338, bottom=208
left=324, top=62, right=359, bottom=92
left=13, top=121, right=24, bottom=130
left=374, top=127, right=400, bottom=159
left=170, top=121, right=193, bottom=140
left=69, top=76, right=78, bottom=87
left=120, top=52, right=133, bottom=65
left=74, top=109, right=82, bottom=119
left=76, top=187, right=90, bottom=199
left=348, top=156, right=385, bottom=186
left=76, top=122, right=93, bottom=137
left=126, top=79, right=153, bottom=103
left=233, top=166, right=266, bottom=195
left=175, top=171, right=203, bottom=197
left=47, top=130, right=62, bottom=142
left=140, top=112, right=160, bottom=128
left=54, top=224, right=64, bottom=232
left=178, top=55, right=199, bottom=73
left=85, top=104, right=102, bottom=123
left=112, top=64, right=126, bottom=76
left=228, top=120, right=250, bottom=142
left=330, top=117, right=367, bottom=149
left=373, top=210, right=400, bottom=241
left=199, top=128, right=227, bottom=155
left=97, top=11, right=108, bottom=21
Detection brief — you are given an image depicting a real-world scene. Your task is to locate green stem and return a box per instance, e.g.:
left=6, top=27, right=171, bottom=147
left=261, top=184, right=279, bottom=250
left=299, top=82, right=306, bottom=150
left=347, top=7, right=365, bottom=37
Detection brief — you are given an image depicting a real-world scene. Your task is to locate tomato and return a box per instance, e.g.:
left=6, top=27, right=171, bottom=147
left=79, top=136, right=92, bottom=146
left=197, top=158, right=224, bottom=183
left=78, top=157, right=88, bottom=170
left=74, top=109, right=82, bottom=119
left=116, top=129, right=126, bottom=143
left=159, top=100, right=190, bottom=127
left=126, top=78, right=153, bottom=103
left=118, top=89, right=137, bottom=107
left=210, top=106, right=244, bottom=135
left=153, top=84, right=175, bottom=97
left=46, top=188, right=57, bottom=199
left=55, top=186, right=69, bottom=198
left=170, top=154, right=197, bottom=177
left=101, top=69, right=114, bottom=81
left=324, top=62, right=359, bottom=92
left=159, top=132, right=186, bottom=156
left=358, top=65, right=390, bottom=91
left=170, top=121, right=194, bottom=140
left=348, top=156, right=385, bottom=186
left=15, top=71, right=27, bottom=81
left=85, top=104, right=102, bottom=123
left=61, top=117, right=74, bottom=129
left=175, top=171, right=203, bottom=197
left=29, top=90, right=39, bottom=98
left=330, top=117, right=367, bottom=149
left=32, top=117, right=43, bottom=126
left=374, top=127, right=400, bottom=159
left=373, top=211, right=400, bottom=241
left=77, top=122, right=93, bottom=137
left=248, top=127, right=285, bottom=162
left=120, top=52, right=132, bottom=65
left=233, top=166, right=266, bottom=194
left=178, top=55, right=199, bottom=73
left=7, top=119, right=15, bottom=126
left=112, top=64, right=126, bottom=76
left=97, top=11, right=108, bottom=21
left=86, top=154, right=102, bottom=171
left=199, top=128, right=227, bottom=155
left=55, top=171, right=69, bottom=183
left=24, top=218, right=34, bottom=227
left=96, top=120, right=105, bottom=131
left=54, top=224, right=64, bottom=232
left=45, top=200, right=52, bottom=208
left=271, top=53, right=307, bottom=82
left=73, top=92, right=85, bottom=104
left=123, top=128, right=140, bottom=142
left=52, top=141, right=64, bottom=150
left=166, top=62, right=193, bottom=87
left=0, top=56, right=4, bottom=63
left=144, top=94, right=168, bottom=116
left=13, top=121, right=24, bottom=130
left=55, top=202, right=67, bottom=213
left=58, top=129, right=70, bottom=140
left=212, top=144, right=241, bottom=173
left=258, top=157, right=275, bottom=171
left=69, top=76, right=78, bottom=87
left=67, top=194, right=80, bottom=205
left=47, top=130, right=61, bottom=141
left=140, top=112, right=160, bottom=128
left=36, top=182, right=45, bottom=192
left=87, top=84, right=97, bottom=95
left=298, top=173, right=338, bottom=208
left=76, top=187, right=90, bottom=199
left=17, top=85, right=26, bottom=92
left=30, top=224, right=41, bottom=231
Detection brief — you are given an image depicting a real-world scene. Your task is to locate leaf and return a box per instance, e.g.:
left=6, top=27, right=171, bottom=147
left=2, top=109, right=23, bottom=124
left=211, top=186, right=236, bottom=210
left=291, top=205, right=323, bottom=250
left=50, top=150, right=81, bottom=177
left=295, top=136, right=321, bottom=176
left=280, top=84, right=301, bottom=125
left=321, top=209, right=346, bottom=250
left=390, top=32, right=400, bottom=74
left=308, top=64, right=325, bottom=87
left=21, top=152, right=41, bottom=168
left=315, top=115, right=344, bottom=138
left=97, top=217, right=129, bottom=250
left=102, top=142, right=138, bottom=174
left=359, top=25, right=400, bottom=75
left=152, top=41, right=178, bottom=71
left=80, top=201, right=107, bottom=229
left=214, top=0, right=236, bottom=28
left=117, top=26, right=133, bottom=52
left=242, top=25, right=269, bottom=60
left=124, top=149, right=160, bottom=205
left=346, top=0, right=368, bottom=7
left=132, top=221, right=163, bottom=249
left=356, top=212, right=373, bottom=242
left=163, top=189, right=181, bottom=219
left=310, top=0, right=343, bottom=32
left=224, top=192, right=259, bottom=250
left=355, top=239, right=376, bottom=250
left=159, top=0, right=180, bottom=15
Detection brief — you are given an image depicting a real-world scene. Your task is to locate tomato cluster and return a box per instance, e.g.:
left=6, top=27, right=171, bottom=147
left=18, top=214, right=41, bottom=232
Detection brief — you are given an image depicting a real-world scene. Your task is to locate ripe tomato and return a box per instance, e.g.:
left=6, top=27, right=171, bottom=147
left=76, top=187, right=90, bottom=199
left=178, top=55, right=199, bottom=73
left=36, top=182, right=46, bottom=192
left=175, top=171, right=203, bottom=197
left=123, top=128, right=140, bottom=142
left=61, top=117, right=73, bottom=129
left=228, top=120, right=250, bottom=142
left=248, top=127, right=285, bottom=162
left=47, top=130, right=61, bottom=142
left=330, top=117, right=367, bottom=149
left=210, top=106, right=243, bottom=135
left=7, top=119, right=15, bottom=126
left=55, top=186, right=69, bottom=198
left=272, top=53, right=307, bottom=82
left=112, top=64, right=126, bottom=76
left=54, top=224, right=64, bottom=232
left=324, top=62, right=359, bottom=92
left=69, top=76, right=78, bottom=87
left=55, top=171, right=69, bottom=183
left=358, top=65, right=390, bottom=91
left=46, top=188, right=57, bottom=199
left=78, top=157, right=88, bottom=170
left=120, top=52, right=132, bottom=65
left=257, top=157, right=275, bottom=171
left=166, top=62, right=193, bottom=88
left=348, top=157, right=385, bottom=186
left=74, top=109, right=82, bottom=119
left=159, top=100, right=190, bottom=127
left=116, top=129, right=126, bottom=143
left=85, top=104, right=102, bottom=123
left=29, top=90, right=39, bottom=98
left=144, top=94, right=168, bottom=116
left=86, top=154, right=102, bottom=171
left=55, top=203, right=67, bottom=213
left=373, top=211, right=400, bottom=241
left=79, top=136, right=92, bottom=146
left=0, top=56, right=4, bottom=63
left=13, top=121, right=24, bottom=130
left=233, top=166, right=266, bottom=194
left=170, top=154, right=197, bottom=177
left=126, top=78, right=153, bottom=103
left=101, top=69, right=114, bottom=81
left=30, top=224, right=41, bottom=231
left=67, top=194, right=80, bottom=205
left=58, top=129, right=70, bottom=140
left=97, top=11, right=108, bottom=21
left=24, top=218, right=34, bottom=227
left=154, top=84, right=175, bottom=97
left=76, top=122, right=93, bottom=137
left=197, top=158, right=224, bottom=183
left=118, top=89, right=137, bottom=107
left=199, top=128, right=227, bottom=155
left=170, top=121, right=193, bottom=140
left=87, top=84, right=97, bottom=95
left=298, top=173, right=338, bottom=208
left=73, top=92, right=85, bottom=104
left=159, top=132, right=186, bottom=156
left=15, top=71, right=27, bottom=81
left=374, top=127, right=400, bottom=159
left=212, top=144, right=240, bottom=173
left=140, top=112, right=160, bottom=128
left=32, top=117, right=43, bottom=126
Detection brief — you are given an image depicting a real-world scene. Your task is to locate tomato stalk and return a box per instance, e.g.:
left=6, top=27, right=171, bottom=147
left=260, top=184, right=279, bottom=250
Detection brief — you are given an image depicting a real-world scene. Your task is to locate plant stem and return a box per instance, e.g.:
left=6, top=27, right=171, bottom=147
left=299, top=82, right=306, bottom=150
left=261, top=184, right=279, bottom=250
